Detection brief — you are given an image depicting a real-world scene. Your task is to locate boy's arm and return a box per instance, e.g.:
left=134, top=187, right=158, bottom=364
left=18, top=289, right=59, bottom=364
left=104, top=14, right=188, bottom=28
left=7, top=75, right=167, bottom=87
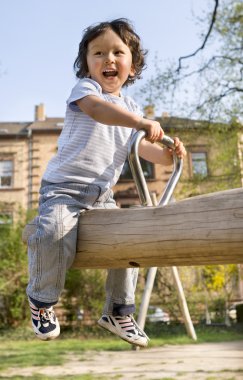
left=139, top=138, right=186, bottom=165
left=76, top=96, right=163, bottom=143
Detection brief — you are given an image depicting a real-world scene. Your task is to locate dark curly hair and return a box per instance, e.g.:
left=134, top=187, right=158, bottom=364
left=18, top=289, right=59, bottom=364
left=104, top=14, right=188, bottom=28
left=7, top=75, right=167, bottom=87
left=73, top=18, right=147, bottom=87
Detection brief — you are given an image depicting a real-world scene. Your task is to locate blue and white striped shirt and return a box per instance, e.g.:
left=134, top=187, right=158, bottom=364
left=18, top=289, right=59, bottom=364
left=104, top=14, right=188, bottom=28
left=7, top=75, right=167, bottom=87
left=43, top=78, right=143, bottom=189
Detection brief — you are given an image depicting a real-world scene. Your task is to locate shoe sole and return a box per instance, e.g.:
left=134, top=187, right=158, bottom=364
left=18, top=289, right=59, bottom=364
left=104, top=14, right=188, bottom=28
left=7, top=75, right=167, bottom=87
left=98, top=319, right=148, bottom=348
left=35, top=332, right=59, bottom=341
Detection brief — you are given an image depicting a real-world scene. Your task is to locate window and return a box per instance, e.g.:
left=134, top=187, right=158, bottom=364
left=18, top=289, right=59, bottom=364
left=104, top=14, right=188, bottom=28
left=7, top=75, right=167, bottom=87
left=119, top=158, right=154, bottom=180
left=191, top=152, right=208, bottom=177
left=0, top=160, right=13, bottom=188
left=0, top=213, right=13, bottom=225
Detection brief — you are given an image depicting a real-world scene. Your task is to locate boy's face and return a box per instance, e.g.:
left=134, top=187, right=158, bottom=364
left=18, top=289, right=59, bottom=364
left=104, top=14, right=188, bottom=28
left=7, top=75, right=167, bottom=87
left=86, top=28, right=135, bottom=96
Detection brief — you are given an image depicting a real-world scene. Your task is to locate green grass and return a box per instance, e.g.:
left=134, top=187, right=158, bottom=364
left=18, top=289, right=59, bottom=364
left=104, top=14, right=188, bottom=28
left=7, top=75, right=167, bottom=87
left=146, top=322, right=243, bottom=345
left=0, top=338, right=129, bottom=372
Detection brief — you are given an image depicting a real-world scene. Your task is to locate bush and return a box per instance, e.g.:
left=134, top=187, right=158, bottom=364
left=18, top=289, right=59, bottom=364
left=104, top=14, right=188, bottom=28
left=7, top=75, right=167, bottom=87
left=62, top=268, right=106, bottom=325
left=236, top=303, right=243, bottom=323
left=0, top=209, right=34, bottom=326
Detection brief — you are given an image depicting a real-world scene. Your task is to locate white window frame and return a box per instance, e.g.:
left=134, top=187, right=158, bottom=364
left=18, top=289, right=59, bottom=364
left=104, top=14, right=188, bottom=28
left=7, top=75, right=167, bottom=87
left=190, top=152, right=208, bottom=178
left=0, top=160, right=13, bottom=188
left=119, top=158, right=155, bottom=181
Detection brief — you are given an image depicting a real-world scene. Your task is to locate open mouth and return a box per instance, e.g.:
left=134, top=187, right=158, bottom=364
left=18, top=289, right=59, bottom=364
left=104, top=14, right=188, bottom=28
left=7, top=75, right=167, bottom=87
left=103, top=70, right=118, bottom=77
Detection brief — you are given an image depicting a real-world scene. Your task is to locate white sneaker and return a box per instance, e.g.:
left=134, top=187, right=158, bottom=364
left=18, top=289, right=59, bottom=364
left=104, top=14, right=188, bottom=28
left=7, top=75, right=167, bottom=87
left=29, top=298, right=60, bottom=341
left=98, top=314, right=149, bottom=347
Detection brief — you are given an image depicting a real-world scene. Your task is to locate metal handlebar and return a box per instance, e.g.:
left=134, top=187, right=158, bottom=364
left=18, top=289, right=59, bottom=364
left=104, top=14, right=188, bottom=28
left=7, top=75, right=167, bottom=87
left=128, top=129, right=183, bottom=207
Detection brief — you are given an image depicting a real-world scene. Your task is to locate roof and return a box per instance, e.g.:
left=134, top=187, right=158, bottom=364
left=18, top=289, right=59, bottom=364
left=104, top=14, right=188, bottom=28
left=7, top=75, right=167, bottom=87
left=0, top=122, right=30, bottom=136
left=0, top=115, right=232, bottom=138
left=28, top=118, right=64, bottom=131
left=0, top=118, right=64, bottom=137
left=158, top=116, right=212, bottom=130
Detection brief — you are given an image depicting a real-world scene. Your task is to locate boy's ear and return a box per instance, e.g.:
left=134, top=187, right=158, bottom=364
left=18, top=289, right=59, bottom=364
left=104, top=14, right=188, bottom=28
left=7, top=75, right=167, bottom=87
left=129, top=65, right=135, bottom=77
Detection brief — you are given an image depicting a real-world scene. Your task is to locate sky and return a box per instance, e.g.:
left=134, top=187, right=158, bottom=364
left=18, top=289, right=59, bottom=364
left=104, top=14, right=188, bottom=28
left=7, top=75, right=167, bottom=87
left=0, top=0, right=212, bottom=122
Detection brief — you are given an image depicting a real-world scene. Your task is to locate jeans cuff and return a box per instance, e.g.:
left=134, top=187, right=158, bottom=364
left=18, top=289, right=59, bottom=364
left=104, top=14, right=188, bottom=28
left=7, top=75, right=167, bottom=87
left=28, top=296, right=57, bottom=308
left=112, top=303, right=136, bottom=316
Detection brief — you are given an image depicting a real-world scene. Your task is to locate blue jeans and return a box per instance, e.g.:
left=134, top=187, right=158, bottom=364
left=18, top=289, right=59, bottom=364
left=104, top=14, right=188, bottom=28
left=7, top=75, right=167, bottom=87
left=26, top=181, right=138, bottom=316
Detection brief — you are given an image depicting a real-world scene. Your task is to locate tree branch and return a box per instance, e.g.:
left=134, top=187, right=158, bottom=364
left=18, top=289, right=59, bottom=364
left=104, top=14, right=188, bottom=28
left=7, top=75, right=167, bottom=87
left=172, top=54, right=243, bottom=86
left=195, top=86, right=243, bottom=115
left=176, top=0, right=219, bottom=73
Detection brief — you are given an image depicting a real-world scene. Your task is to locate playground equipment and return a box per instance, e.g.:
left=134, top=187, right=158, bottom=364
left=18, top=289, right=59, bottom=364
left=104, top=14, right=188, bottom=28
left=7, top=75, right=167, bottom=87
left=23, top=131, right=243, bottom=268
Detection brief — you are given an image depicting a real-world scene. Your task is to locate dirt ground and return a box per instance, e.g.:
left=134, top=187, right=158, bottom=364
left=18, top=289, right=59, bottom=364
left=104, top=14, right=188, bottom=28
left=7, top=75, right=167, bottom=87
left=2, top=341, right=243, bottom=380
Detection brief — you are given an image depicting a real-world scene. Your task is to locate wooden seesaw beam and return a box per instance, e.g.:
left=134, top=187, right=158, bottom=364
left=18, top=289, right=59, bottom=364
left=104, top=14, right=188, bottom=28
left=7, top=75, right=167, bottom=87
left=22, top=187, right=243, bottom=268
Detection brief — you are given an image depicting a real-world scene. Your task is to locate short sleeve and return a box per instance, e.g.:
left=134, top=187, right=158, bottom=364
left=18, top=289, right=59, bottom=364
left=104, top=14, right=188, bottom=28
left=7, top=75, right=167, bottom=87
left=67, top=78, right=103, bottom=112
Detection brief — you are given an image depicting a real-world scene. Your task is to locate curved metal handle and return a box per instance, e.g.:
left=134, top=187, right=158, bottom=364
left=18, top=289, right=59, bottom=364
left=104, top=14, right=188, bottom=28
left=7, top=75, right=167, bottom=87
left=128, top=129, right=183, bottom=207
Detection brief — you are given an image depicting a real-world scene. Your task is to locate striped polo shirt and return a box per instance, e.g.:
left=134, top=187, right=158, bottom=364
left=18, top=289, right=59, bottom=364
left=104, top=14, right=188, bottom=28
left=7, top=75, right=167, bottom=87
left=43, top=78, right=143, bottom=189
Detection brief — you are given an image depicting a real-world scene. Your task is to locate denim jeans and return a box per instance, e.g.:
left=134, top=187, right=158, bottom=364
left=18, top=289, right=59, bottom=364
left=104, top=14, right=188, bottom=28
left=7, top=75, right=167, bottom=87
left=26, top=181, right=138, bottom=316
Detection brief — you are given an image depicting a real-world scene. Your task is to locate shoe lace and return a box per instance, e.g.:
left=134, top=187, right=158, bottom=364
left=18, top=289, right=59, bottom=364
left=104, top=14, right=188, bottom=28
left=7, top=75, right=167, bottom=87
left=116, top=315, right=141, bottom=334
left=39, top=308, right=54, bottom=321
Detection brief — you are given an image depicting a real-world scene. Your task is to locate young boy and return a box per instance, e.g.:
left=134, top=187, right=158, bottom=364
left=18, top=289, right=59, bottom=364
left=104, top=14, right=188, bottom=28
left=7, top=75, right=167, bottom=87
left=27, top=18, right=186, bottom=347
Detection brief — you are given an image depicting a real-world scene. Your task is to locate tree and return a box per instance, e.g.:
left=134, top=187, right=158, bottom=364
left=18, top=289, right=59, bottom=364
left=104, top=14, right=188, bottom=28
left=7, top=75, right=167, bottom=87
left=0, top=209, right=31, bottom=326
left=138, top=0, right=243, bottom=122
left=200, top=264, right=238, bottom=324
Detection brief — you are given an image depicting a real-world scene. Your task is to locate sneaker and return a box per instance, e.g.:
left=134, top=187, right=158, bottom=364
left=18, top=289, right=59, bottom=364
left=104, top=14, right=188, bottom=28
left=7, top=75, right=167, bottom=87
left=98, top=314, right=149, bottom=347
left=29, top=298, right=60, bottom=341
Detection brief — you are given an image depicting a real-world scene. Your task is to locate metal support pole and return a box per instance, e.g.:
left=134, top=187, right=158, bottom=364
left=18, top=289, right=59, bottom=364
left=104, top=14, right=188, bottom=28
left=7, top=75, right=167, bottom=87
left=137, top=267, right=158, bottom=330
left=171, top=266, right=197, bottom=340
left=128, top=129, right=197, bottom=341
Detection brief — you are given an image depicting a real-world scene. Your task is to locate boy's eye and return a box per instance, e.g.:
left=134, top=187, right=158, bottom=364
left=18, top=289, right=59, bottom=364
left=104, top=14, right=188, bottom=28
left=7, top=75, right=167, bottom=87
left=115, top=50, right=124, bottom=55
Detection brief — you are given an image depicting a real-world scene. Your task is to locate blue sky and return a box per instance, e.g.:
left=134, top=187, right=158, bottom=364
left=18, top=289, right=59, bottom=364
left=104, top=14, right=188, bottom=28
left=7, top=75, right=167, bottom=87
left=0, top=0, right=211, bottom=121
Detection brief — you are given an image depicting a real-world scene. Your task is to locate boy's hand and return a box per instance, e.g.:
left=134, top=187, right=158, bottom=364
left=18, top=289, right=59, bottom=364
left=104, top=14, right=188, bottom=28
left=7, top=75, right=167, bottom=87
left=168, top=137, right=187, bottom=159
left=136, top=118, right=164, bottom=143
